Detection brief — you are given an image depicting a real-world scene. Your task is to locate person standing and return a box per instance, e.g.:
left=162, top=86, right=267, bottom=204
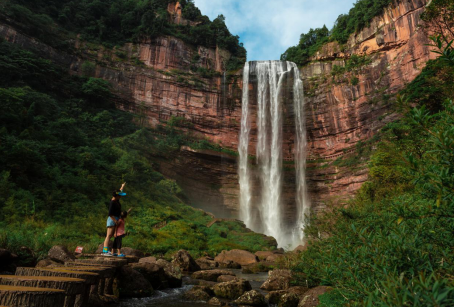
left=113, top=210, right=129, bottom=257
left=102, top=182, right=126, bottom=256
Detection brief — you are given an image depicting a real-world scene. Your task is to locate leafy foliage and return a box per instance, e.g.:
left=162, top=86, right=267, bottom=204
left=287, top=39, right=454, bottom=305
left=1, top=0, right=246, bottom=68
left=281, top=26, right=329, bottom=66
left=282, top=0, right=392, bottom=65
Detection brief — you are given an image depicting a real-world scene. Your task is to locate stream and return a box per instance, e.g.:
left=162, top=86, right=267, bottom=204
left=119, top=269, right=269, bottom=307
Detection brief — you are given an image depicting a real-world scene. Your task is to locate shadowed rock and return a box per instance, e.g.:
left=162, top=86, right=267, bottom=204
left=48, top=246, right=75, bottom=264
left=195, top=257, right=218, bottom=270
left=172, top=250, right=201, bottom=272
left=117, top=265, right=153, bottom=298
left=183, top=286, right=213, bottom=301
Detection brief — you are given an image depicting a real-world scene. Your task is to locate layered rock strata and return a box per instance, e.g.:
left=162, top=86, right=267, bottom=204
left=0, top=0, right=436, bottom=218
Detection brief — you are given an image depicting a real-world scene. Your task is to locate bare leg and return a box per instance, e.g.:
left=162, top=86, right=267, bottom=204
left=103, top=227, right=114, bottom=250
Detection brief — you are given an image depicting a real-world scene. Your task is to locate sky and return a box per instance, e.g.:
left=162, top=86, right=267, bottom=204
left=193, top=0, right=355, bottom=61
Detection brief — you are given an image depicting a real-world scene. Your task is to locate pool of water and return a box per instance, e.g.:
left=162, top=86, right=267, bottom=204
left=119, top=270, right=269, bottom=307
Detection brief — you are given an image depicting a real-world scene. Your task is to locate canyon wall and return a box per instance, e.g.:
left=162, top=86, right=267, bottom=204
left=302, top=0, right=436, bottom=210
left=0, top=0, right=436, bottom=218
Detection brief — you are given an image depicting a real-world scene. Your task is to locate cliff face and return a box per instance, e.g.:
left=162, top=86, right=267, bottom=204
left=0, top=0, right=436, bottom=219
left=302, top=0, right=436, bottom=210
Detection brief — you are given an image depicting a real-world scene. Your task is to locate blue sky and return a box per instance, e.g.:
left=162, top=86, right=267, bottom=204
left=193, top=0, right=355, bottom=61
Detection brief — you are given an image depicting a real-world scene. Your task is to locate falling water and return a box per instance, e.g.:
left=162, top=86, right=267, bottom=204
left=238, top=63, right=252, bottom=226
left=290, top=62, right=310, bottom=246
left=238, top=61, right=309, bottom=249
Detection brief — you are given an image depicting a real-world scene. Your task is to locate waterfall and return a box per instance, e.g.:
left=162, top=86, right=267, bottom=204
left=238, top=63, right=252, bottom=226
left=238, top=61, right=309, bottom=249
left=290, top=62, right=310, bottom=245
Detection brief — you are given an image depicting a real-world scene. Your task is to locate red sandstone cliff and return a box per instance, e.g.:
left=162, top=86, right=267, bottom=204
left=302, top=0, right=436, bottom=210
left=0, top=0, right=437, bottom=218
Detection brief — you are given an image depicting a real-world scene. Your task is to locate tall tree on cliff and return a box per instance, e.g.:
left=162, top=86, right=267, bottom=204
left=422, top=0, right=454, bottom=42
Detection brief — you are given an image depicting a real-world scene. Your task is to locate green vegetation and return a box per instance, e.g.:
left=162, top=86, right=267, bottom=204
left=286, top=35, right=454, bottom=305
left=281, top=0, right=391, bottom=65
left=1, top=0, right=246, bottom=70
left=0, top=39, right=273, bottom=261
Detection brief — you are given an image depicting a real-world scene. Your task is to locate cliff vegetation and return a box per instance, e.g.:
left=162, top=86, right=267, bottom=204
left=0, top=0, right=246, bottom=70
left=0, top=38, right=274, bottom=263
left=281, top=0, right=392, bottom=65
left=285, top=2, right=454, bottom=305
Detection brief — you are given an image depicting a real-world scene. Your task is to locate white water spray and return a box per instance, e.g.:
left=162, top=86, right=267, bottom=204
left=238, top=61, right=309, bottom=249
left=238, top=63, right=252, bottom=226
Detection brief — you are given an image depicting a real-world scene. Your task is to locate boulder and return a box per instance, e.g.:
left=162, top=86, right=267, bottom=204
left=255, top=251, right=274, bottom=261
left=208, top=297, right=222, bottom=306
left=117, top=265, right=153, bottom=298
left=215, top=250, right=258, bottom=266
left=242, top=262, right=274, bottom=274
left=218, top=260, right=241, bottom=269
left=233, top=290, right=266, bottom=306
left=195, top=257, right=218, bottom=270
left=288, top=286, right=309, bottom=296
left=156, top=259, right=182, bottom=288
left=217, top=275, right=237, bottom=283
left=172, top=250, right=201, bottom=272
left=279, top=293, right=300, bottom=307
left=293, top=243, right=308, bottom=253
left=194, top=280, right=218, bottom=288
left=183, top=286, right=212, bottom=301
left=298, top=286, right=332, bottom=307
left=35, top=259, right=59, bottom=268
left=260, top=269, right=292, bottom=291
left=192, top=269, right=235, bottom=282
left=266, top=254, right=285, bottom=262
left=213, top=279, right=252, bottom=300
left=0, top=249, right=17, bottom=273
left=121, top=247, right=144, bottom=258
left=48, top=245, right=75, bottom=264
left=130, top=262, right=166, bottom=290
left=266, top=290, right=287, bottom=304
left=139, top=256, right=157, bottom=264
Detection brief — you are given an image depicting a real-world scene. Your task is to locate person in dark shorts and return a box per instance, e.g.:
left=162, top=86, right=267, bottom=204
left=102, top=182, right=126, bottom=256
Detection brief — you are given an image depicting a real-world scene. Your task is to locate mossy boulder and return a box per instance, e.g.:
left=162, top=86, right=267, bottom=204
left=213, top=279, right=252, bottom=300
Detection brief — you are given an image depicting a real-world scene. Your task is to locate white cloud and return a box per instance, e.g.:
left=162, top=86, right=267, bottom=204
left=193, top=0, right=354, bottom=61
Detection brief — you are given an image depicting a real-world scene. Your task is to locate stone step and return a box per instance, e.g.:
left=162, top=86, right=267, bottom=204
left=75, top=258, right=128, bottom=268
left=65, top=261, right=115, bottom=268
left=15, top=268, right=99, bottom=285
left=0, top=275, right=85, bottom=307
left=15, top=268, right=100, bottom=307
left=81, top=254, right=139, bottom=263
left=0, top=285, right=66, bottom=307
left=50, top=265, right=115, bottom=279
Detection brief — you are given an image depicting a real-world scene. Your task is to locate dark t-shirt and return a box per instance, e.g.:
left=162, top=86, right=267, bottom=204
left=108, top=200, right=121, bottom=217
